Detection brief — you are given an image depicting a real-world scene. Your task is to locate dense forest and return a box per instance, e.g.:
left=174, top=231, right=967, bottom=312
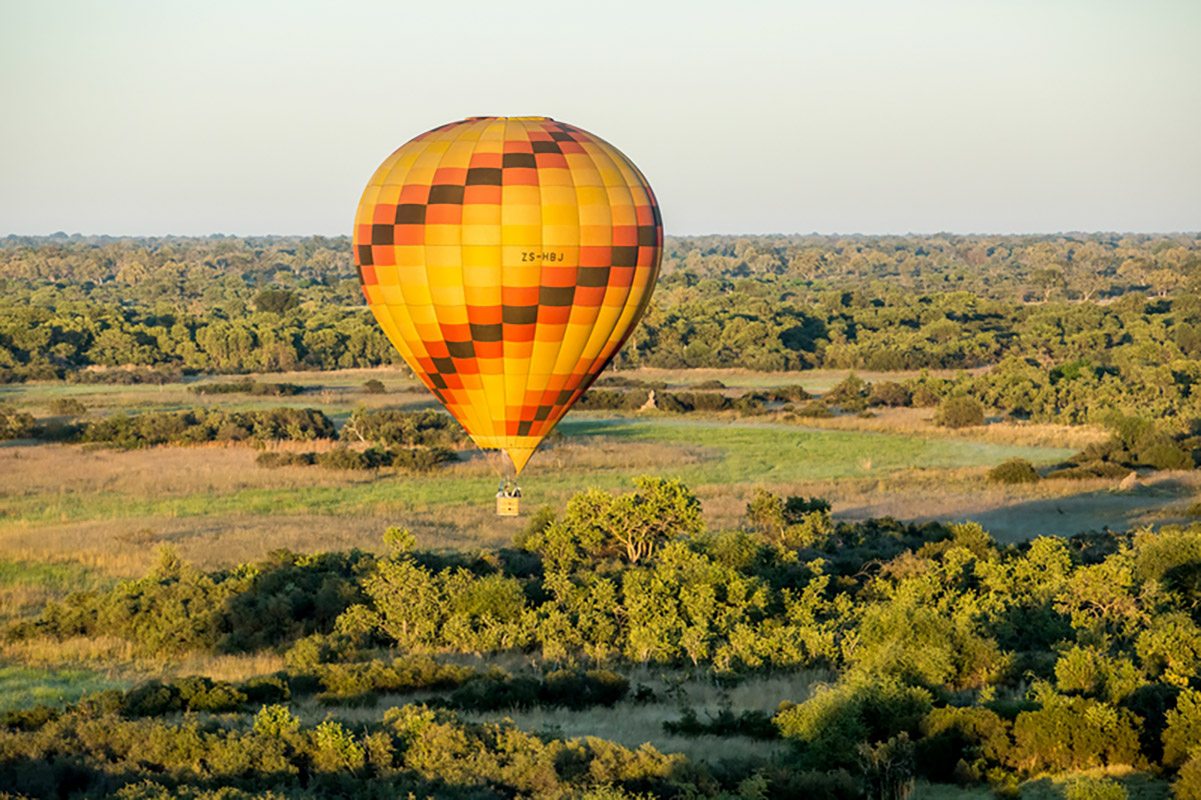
left=3, top=233, right=1201, bottom=426
left=3, top=479, right=1201, bottom=798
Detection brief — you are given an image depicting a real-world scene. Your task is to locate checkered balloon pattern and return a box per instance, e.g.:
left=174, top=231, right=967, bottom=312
left=353, top=117, right=663, bottom=474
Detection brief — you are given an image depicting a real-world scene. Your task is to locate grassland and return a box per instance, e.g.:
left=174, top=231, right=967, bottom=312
left=2, top=367, right=1195, bottom=580
left=1, top=368, right=1190, bottom=798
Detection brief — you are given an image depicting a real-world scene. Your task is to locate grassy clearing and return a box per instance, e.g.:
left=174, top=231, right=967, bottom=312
left=308, top=668, right=823, bottom=766
left=0, top=664, right=126, bottom=712
left=562, top=416, right=1074, bottom=485
left=2, top=367, right=1186, bottom=574
left=0, top=559, right=110, bottom=621
left=0, top=417, right=1072, bottom=528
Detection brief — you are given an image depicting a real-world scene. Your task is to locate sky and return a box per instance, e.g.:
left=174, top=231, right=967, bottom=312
left=1, top=0, right=1198, bottom=236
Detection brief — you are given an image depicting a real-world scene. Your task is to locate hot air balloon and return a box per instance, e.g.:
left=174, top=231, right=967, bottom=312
left=353, top=116, right=662, bottom=507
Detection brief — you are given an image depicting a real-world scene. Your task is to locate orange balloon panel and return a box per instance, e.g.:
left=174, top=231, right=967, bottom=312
left=353, top=116, right=663, bottom=474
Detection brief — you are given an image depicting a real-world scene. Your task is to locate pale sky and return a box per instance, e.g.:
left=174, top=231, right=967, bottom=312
left=1, top=0, right=1198, bottom=236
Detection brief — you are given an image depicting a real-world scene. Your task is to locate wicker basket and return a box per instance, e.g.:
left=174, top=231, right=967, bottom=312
left=496, top=496, right=520, bottom=517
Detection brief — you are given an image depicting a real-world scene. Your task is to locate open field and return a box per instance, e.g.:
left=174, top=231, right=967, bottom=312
left=0, top=368, right=1194, bottom=799
left=2, top=368, right=1195, bottom=579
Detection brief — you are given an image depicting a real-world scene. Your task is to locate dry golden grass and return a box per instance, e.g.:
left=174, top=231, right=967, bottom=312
left=1, top=635, right=140, bottom=671
left=0, top=635, right=286, bottom=688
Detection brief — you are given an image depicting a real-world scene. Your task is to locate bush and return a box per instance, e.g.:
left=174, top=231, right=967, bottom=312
left=663, top=707, right=777, bottom=740
left=869, top=381, right=912, bottom=407
left=936, top=396, right=985, bottom=428
left=1046, top=460, right=1133, bottom=480
left=256, top=451, right=316, bottom=468
left=80, top=407, right=335, bottom=447
left=448, top=672, right=541, bottom=711
left=910, top=384, right=942, bottom=407
left=988, top=458, right=1040, bottom=484
left=917, top=706, right=1011, bottom=782
left=0, top=405, right=36, bottom=439
left=1065, top=777, right=1128, bottom=800
left=1140, top=442, right=1193, bottom=471
left=540, top=669, right=629, bottom=709
left=48, top=398, right=87, bottom=416
left=191, top=380, right=303, bottom=396
left=316, top=447, right=387, bottom=470
left=340, top=408, right=463, bottom=448
left=824, top=374, right=869, bottom=411
left=1011, top=690, right=1142, bottom=772
left=1176, top=752, right=1201, bottom=800
left=363, top=378, right=386, bottom=394
left=774, top=679, right=933, bottom=769
left=1164, top=689, right=1201, bottom=768
left=388, top=446, right=457, bottom=471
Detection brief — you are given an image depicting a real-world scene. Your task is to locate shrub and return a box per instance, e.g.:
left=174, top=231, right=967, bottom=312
left=448, top=672, right=541, bottom=711
left=1065, top=777, right=1128, bottom=800
left=774, top=679, right=933, bottom=769
left=824, top=374, right=869, bottom=411
left=1164, top=689, right=1201, bottom=768
left=340, top=408, right=463, bottom=448
left=1176, top=752, right=1201, bottom=800
left=794, top=401, right=833, bottom=417
left=80, top=407, right=335, bottom=447
left=936, top=396, right=985, bottom=428
left=1011, top=690, right=1142, bottom=772
left=540, top=669, right=629, bottom=709
left=362, top=378, right=386, bottom=394
left=256, top=451, right=316, bottom=468
left=191, top=380, right=303, bottom=396
left=869, top=381, right=912, bottom=407
left=49, top=398, right=87, bottom=416
left=663, top=707, right=777, bottom=740
left=859, top=733, right=916, bottom=800
left=988, top=458, right=1040, bottom=484
left=316, top=446, right=381, bottom=470
left=1047, top=461, right=1133, bottom=480
left=0, top=405, right=36, bottom=439
left=388, top=446, right=457, bottom=471
left=910, top=385, right=942, bottom=407
left=917, top=706, right=1011, bottom=782
left=1140, top=442, right=1193, bottom=471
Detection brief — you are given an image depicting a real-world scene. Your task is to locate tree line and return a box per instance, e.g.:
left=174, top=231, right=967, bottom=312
left=3, top=234, right=1201, bottom=428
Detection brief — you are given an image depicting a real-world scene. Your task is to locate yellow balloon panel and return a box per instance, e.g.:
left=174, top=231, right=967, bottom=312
left=354, top=116, right=662, bottom=474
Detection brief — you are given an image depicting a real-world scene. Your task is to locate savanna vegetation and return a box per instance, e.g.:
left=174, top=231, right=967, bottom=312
left=3, top=233, right=1201, bottom=427
left=2, top=479, right=1201, bottom=798
left=4, top=234, right=1201, bottom=798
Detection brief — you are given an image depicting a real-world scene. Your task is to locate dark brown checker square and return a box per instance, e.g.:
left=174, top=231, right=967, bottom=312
left=394, top=204, right=426, bottom=224
left=428, top=185, right=465, bottom=204
left=466, top=167, right=503, bottom=186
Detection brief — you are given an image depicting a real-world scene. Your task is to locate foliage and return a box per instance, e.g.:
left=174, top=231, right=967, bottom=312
left=0, top=404, right=35, bottom=438
left=1065, top=777, right=1129, bottom=800
left=190, top=379, right=303, bottom=396
left=78, top=407, right=335, bottom=447
left=6, top=234, right=1201, bottom=430
left=988, top=458, right=1040, bottom=484
left=935, top=396, right=985, bottom=428
left=339, top=407, right=464, bottom=448
left=7, top=479, right=1201, bottom=795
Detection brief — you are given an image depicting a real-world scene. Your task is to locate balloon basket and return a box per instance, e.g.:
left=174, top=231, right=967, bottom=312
left=496, top=496, right=520, bottom=517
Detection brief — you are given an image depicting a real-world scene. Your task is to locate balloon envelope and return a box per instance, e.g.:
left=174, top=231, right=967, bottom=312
left=353, top=116, right=662, bottom=473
